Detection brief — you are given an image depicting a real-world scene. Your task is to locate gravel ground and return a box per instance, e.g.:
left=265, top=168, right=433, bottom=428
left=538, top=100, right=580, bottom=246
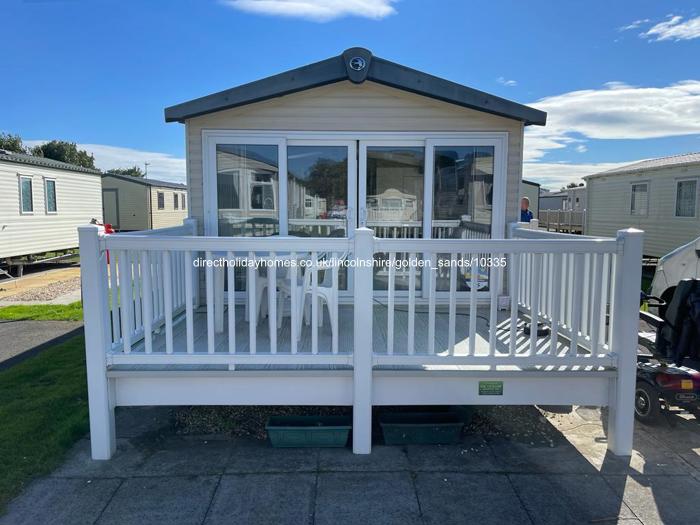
left=3, top=277, right=82, bottom=302
left=173, top=404, right=565, bottom=443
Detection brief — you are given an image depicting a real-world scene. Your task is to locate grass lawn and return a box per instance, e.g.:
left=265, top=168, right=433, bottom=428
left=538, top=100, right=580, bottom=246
left=0, top=336, right=88, bottom=513
left=0, top=301, right=83, bottom=321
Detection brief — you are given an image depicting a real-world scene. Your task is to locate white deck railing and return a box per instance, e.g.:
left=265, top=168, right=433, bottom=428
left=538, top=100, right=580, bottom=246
left=79, top=219, right=643, bottom=458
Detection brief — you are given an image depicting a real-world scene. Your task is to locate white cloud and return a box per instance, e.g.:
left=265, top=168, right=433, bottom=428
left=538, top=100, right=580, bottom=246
left=619, top=18, right=650, bottom=31
left=220, top=0, right=398, bottom=22
left=497, top=76, right=517, bottom=87
left=24, top=140, right=186, bottom=183
left=641, top=15, right=700, bottom=41
left=575, top=144, right=587, bottom=153
left=523, top=161, right=629, bottom=190
left=525, top=80, right=700, bottom=161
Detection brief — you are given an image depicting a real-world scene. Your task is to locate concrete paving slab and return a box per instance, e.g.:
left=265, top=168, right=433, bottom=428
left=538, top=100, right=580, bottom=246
left=405, top=435, right=502, bottom=472
left=139, top=438, right=233, bottom=476
left=51, top=438, right=148, bottom=478
left=315, top=472, right=421, bottom=525
left=0, top=477, right=120, bottom=525
left=605, top=474, right=700, bottom=525
left=0, top=320, right=82, bottom=366
left=225, top=440, right=319, bottom=474
left=487, top=436, right=601, bottom=474
left=415, top=472, right=531, bottom=525
left=114, top=406, right=173, bottom=438
left=204, top=473, right=315, bottom=525
left=509, top=473, right=636, bottom=524
left=318, top=445, right=409, bottom=472
left=96, top=475, right=218, bottom=525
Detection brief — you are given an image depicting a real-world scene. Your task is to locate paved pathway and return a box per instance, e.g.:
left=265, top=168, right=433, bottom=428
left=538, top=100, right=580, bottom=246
left=3, top=405, right=700, bottom=525
left=0, top=320, right=83, bottom=367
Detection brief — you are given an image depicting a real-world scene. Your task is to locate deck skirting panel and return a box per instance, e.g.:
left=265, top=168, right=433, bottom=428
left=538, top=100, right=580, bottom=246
left=112, top=372, right=611, bottom=408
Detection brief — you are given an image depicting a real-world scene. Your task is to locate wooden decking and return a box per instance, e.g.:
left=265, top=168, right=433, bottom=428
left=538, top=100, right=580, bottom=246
left=125, top=303, right=576, bottom=362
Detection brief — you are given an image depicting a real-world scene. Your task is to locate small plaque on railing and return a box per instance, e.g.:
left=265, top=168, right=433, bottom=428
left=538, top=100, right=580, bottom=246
left=478, top=381, right=503, bottom=396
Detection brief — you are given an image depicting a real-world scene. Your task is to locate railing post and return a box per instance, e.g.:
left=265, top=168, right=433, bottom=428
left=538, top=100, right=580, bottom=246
left=353, top=227, right=374, bottom=454
left=78, top=225, right=116, bottom=460
left=608, top=228, right=643, bottom=456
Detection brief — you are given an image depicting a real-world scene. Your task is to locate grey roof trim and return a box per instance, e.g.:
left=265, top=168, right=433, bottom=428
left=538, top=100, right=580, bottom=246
left=102, top=172, right=187, bottom=190
left=164, top=47, right=546, bottom=126
left=521, top=179, right=541, bottom=187
left=584, top=152, right=700, bottom=180
left=0, top=150, right=102, bottom=175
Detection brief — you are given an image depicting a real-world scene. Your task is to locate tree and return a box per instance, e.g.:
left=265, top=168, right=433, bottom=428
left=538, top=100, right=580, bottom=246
left=0, top=133, right=28, bottom=154
left=32, top=140, right=96, bottom=169
left=106, top=166, right=144, bottom=177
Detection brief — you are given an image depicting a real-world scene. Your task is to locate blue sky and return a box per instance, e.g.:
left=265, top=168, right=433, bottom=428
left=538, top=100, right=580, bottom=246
left=3, top=0, right=700, bottom=189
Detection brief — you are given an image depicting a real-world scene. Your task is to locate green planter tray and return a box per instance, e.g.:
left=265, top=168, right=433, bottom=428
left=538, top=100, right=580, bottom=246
left=379, top=412, right=464, bottom=445
left=266, top=415, right=352, bottom=448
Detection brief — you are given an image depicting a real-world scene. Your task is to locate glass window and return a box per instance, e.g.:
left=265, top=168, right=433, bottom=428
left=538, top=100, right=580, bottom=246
left=366, top=146, right=424, bottom=292
left=157, top=192, right=164, bottom=210
left=676, top=180, right=697, bottom=218
left=433, top=146, right=494, bottom=292
left=174, top=193, right=179, bottom=209
left=366, top=146, right=424, bottom=238
left=45, top=179, right=57, bottom=213
left=20, top=177, right=33, bottom=213
left=216, top=144, right=279, bottom=237
left=182, top=194, right=186, bottom=209
left=630, top=183, right=648, bottom=216
left=287, top=145, right=348, bottom=237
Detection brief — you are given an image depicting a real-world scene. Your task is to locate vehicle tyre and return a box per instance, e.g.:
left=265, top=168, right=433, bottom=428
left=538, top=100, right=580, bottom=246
left=635, top=381, right=662, bottom=424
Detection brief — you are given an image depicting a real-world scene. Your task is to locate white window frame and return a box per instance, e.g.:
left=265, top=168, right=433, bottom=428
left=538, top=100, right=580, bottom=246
left=248, top=174, right=278, bottom=212
left=630, top=182, right=649, bottom=217
left=18, top=175, right=34, bottom=215
left=203, top=134, right=286, bottom=236
left=44, top=177, right=58, bottom=214
left=674, top=178, right=698, bottom=219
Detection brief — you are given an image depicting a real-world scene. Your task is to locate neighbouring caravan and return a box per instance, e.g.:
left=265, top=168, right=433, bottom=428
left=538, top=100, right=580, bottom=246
left=585, top=152, right=700, bottom=257
left=101, top=173, right=188, bottom=231
left=0, top=150, right=102, bottom=273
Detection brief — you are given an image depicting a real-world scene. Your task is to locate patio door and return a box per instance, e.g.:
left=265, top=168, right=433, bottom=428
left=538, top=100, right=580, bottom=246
left=359, top=141, right=426, bottom=293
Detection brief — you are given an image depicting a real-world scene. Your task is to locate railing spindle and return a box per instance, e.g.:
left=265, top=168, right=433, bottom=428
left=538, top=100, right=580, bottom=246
left=448, top=253, right=457, bottom=355
left=247, top=252, right=256, bottom=355
left=469, top=254, right=478, bottom=356
left=407, top=252, right=416, bottom=355
left=163, top=251, right=173, bottom=354
left=589, top=253, right=603, bottom=357
left=529, top=253, right=542, bottom=356
left=141, top=251, right=153, bottom=354
left=118, top=250, right=132, bottom=353
left=268, top=251, right=277, bottom=354
left=428, top=262, right=436, bottom=355
left=549, top=253, right=562, bottom=355
left=311, top=251, right=318, bottom=355
left=290, top=252, right=298, bottom=354
left=387, top=252, right=395, bottom=355
left=185, top=250, right=194, bottom=354
left=509, top=252, right=520, bottom=356
left=205, top=250, right=215, bottom=354
left=109, top=252, right=120, bottom=343
left=227, top=251, right=236, bottom=354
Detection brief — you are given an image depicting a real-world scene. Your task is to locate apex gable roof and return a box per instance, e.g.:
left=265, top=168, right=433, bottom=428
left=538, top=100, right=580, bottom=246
left=164, top=48, right=546, bottom=126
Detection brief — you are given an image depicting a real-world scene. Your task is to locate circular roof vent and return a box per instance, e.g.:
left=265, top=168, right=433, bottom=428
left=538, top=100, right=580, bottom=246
left=349, top=56, right=367, bottom=71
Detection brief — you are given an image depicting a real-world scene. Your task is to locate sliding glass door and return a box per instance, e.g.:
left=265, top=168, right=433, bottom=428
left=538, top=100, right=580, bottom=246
left=359, top=141, right=425, bottom=292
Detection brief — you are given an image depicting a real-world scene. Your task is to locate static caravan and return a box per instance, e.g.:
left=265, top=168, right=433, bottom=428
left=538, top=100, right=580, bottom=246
left=585, top=152, right=700, bottom=257
left=101, top=173, right=188, bottom=231
left=0, top=150, right=102, bottom=275
left=79, top=48, right=645, bottom=460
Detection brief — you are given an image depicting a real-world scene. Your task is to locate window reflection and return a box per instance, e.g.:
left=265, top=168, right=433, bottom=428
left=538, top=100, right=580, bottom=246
left=287, top=146, right=348, bottom=237
left=366, top=146, right=424, bottom=291
left=216, top=144, right=279, bottom=237
left=433, top=146, right=494, bottom=291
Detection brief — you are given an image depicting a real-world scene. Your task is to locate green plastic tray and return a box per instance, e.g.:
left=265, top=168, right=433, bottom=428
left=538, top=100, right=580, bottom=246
left=379, top=412, right=464, bottom=445
left=266, top=415, right=352, bottom=448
